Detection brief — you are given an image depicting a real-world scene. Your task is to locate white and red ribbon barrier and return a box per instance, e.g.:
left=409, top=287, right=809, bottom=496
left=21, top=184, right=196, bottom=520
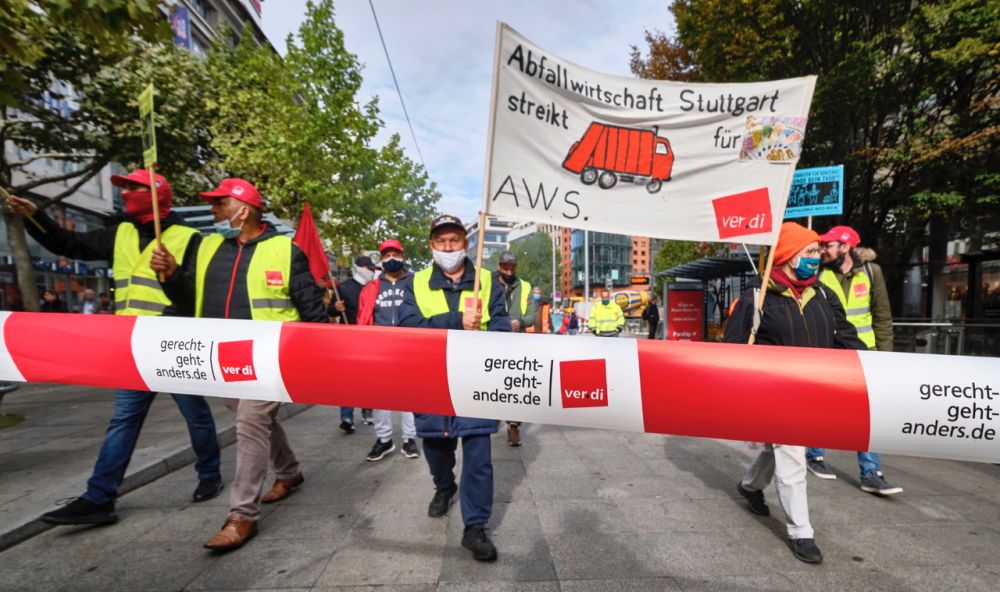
left=1, top=312, right=997, bottom=463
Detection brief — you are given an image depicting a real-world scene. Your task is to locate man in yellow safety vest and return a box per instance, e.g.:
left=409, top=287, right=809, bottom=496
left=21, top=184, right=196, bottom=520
left=8, top=170, right=223, bottom=526
left=589, top=289, right=625, bottom=337
left=807, top=225, right=902, bottom=496
left=151, top=178, right=328, bottom=550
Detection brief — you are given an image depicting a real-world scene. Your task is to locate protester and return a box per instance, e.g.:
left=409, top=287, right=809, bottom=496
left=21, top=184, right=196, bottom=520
left=398, top=214, right=510, bottom=562
left=39, top=288, right=68, bottom=313
left=493, top=250, right=536, bottom=447
left=725, top=221, right=865, bottom=564
left=356, top=238, right=419, bottom=461
left=152, top=177, right=327, bottom=551
left=525, top=287, right=550, bottom=333
left=97, top=291, right=114, bottom=314
left=807, top=225, right=902, bottom=495
left=79, top=288, right=98, bottom=314
left=567, top=310, right=579, bottom=335
left=642, top=293, right=660, bottom=339
left=589, top=289, right=624, bottom=336
left=333, top=255, right=378, bottom=432
left=550, top=300, right=565, bottom=334
left=7, top=171, right=223, bottom=526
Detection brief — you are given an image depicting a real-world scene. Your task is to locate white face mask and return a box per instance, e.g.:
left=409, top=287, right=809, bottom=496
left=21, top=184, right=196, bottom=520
left=352, top=265, right=375, bottom=285
left=432, top=249, right=466, bottom=273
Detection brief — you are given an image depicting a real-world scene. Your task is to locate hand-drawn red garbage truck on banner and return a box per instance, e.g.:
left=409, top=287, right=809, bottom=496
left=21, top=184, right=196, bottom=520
left=486, top=23, right=816, bottom=245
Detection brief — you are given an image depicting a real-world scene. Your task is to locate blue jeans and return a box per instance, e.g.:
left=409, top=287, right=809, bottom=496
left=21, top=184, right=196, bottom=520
left=82, top=389, right=221, bottom=505
left=807, top=448, right=881, bottom=478
left=341, top=407, right=354, bottom=422
left=423, top=434, right=493, bottom=525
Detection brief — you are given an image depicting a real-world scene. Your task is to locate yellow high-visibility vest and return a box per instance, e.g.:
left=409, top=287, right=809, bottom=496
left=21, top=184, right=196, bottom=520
left=113, top=223, right=198, bottom=316
left=819, top=268, right=875, bottom=348
left=194, top=233, right=300, bottom=321
left=413, top=266, right=492, bottom=330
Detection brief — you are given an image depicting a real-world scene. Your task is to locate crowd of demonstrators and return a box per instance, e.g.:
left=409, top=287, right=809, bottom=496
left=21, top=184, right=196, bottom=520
left=725, top=222, right=866, bottom=565
left=399, top=214, right=511, bottom=562
left=332, top=255, right=377, bottom=432
left=806, top=226, right=902, bottom=496
left=8, top=173, right=915, bottom=567
left=7, top=170, right=224, bottom=527
left=494, top=250, right=536, bottom=447
left=151, top=177, right=327, bottom=551
left=356, top=239, right=420, bottom=462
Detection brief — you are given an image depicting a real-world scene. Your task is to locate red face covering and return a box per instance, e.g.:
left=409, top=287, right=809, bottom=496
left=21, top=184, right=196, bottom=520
left=123, top=190, right=171, bottom=223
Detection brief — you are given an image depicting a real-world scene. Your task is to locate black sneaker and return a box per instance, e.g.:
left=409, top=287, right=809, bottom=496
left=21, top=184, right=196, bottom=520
left=807, top=458, right=837, bottom=480
left=736, top=483, right=770, bottom=516
left=859, top=471, right=903, bottom=496
left=361, top=409, right=374, bottom=425
left=339, top=420, right=355, bottom=434
left=366, top=439, right=396, bottom=462
left=401, top=438, right=420, bottom=459
left=40, top=498, right=118, bottom=525
left=462, top=524, right=498, bottom=562
left=428, top=483, right=457, bottom=517
left=787, top=537, right=823, bottom=564
left=192, top=477, right=224, bottom=502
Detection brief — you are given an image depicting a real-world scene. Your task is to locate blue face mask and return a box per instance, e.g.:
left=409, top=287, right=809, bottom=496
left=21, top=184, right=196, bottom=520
left=532, top=294, right=541, bottom=301
left=213, top=211, right=243, bottom=239
left=793, top=256, right=821, bottom=279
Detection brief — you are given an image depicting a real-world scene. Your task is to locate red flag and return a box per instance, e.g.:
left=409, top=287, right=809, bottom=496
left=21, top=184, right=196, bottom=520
left=293, top=202, right=332, bottom=287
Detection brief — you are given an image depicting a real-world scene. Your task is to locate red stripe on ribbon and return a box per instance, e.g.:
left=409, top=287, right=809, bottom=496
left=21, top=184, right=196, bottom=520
left=637, top=340, right=870, bottom=450
left=278, top=324, right=455, bottom=415
left=4, top=312, right=148, bottom=390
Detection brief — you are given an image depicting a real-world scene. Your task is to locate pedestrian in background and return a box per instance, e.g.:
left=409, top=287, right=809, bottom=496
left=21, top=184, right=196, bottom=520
left=494, top=250, right=536, bottom=446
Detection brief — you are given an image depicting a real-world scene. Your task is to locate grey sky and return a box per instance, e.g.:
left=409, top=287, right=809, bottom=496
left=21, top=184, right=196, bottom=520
left=261, top=0, right=675, bottom=222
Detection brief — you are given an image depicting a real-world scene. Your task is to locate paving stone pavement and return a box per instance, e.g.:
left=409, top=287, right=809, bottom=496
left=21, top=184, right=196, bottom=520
left=1, top=396, right=999, bottom=591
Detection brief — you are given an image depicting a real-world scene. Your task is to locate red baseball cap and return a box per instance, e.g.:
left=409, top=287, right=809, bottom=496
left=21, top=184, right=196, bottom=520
left=818, top=225, right=861, bottom=248
left=110, top=170, right=173, bottom=200
left=379, top=239, right=404, bottom=254
left=199, top=178, right=263, bottom=208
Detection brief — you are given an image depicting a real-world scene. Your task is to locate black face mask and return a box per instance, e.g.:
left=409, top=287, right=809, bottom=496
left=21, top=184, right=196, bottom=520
left=823, top=254, right=846, bottom=270
left=381, top=258, right=405, bottom=273
left=500, top=272, right=517, bottom=284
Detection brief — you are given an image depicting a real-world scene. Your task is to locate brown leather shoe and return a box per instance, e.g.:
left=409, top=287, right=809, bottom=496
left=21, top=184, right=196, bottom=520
left=507, top=424, right=521, bottom=447
left=261, top=473, right=304, bottom=504
left=203, top=513, right=257, bottom=551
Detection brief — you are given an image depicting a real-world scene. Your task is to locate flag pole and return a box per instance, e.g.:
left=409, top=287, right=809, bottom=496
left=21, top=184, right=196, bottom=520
left=471, top=21, right=505, bottom=308
left=326, top=270, right=348, bottom=324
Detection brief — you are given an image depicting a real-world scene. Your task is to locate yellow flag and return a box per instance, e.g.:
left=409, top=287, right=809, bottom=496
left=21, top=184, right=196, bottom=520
left=138, top=83, right=157, bottom=167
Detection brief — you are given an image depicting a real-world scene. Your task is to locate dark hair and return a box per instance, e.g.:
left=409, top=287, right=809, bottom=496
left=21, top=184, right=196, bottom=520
left=99, top=292, right=108, bottom=298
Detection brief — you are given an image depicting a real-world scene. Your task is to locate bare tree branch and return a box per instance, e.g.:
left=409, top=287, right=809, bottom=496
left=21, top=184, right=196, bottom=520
left=37, top=164, right=105, bottom=209
left=8, top=161, right=103, bottom=194
left=7, top=152, right=96, bottom=168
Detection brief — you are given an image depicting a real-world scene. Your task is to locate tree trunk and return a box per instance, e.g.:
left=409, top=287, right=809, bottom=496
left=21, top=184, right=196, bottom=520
left=4, top=213, right=39, bottom=312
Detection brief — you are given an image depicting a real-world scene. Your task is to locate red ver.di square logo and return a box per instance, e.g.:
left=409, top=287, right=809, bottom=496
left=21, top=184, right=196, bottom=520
left=217, top=340, right=257, bottom=382
left=559, top=359, right=608, bottom=408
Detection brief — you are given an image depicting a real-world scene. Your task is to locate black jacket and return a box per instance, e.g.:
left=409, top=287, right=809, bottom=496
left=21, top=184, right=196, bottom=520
left=330, top=278, right=364, bottom=324
left=724, top=277, right=864, bottom=350
left=163, top=224, right=327, bottom=323
left=25, top=209, right=200, bottom=317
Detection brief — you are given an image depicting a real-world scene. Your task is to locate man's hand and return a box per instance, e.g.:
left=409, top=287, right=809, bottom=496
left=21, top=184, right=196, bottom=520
left=149, top=247, right=178, bottom=278
left=510, top=319, right=522, bottom=331
left=333, top=300, right=346, bottom=313
left=462, top=308, right=482, bottom=331
left=5, top=196, right=37, bottom=218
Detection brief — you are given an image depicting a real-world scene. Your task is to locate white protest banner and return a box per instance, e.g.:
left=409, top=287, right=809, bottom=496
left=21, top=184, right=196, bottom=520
left=484, top=23, right=816, bottom=245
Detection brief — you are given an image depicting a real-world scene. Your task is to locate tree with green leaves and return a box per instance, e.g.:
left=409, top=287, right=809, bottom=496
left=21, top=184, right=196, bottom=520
left=633, top=0, right=999, bottom=297
left=1, top=1, right=212, bottom=310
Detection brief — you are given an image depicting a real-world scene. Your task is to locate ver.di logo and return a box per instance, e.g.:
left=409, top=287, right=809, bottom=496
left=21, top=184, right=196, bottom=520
left=559, top=359, right=608, bottom=408
left=217, top=340, right=257, bottom=382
